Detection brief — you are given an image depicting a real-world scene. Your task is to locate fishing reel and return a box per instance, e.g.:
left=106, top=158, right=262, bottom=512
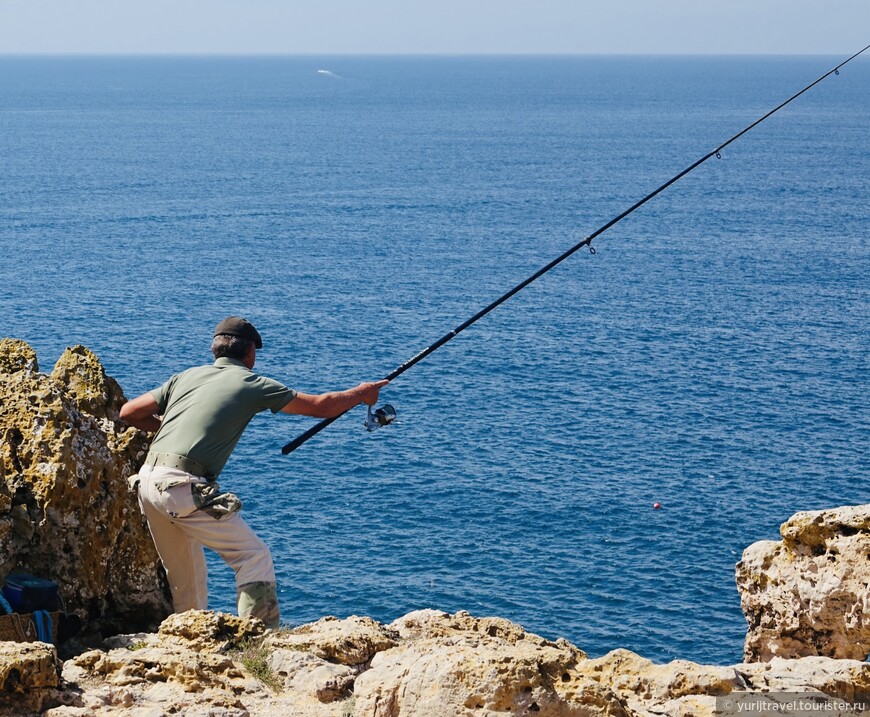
left=364, top=404, right=396, bottom=432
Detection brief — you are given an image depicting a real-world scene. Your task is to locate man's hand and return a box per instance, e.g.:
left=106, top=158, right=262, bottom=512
left=119, top=394, right=162, bottom=432
left=357, top=379, right=389, bottom=406
left=281, top=379, right=389, bottom=418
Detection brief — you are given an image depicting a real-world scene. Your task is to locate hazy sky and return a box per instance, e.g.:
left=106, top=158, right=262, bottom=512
left=0, top=0, right=867, bottom=55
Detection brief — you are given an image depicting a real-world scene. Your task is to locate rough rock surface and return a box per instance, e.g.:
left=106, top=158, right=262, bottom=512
left=391, top=608, right=557, bottom=645
left=1, top=611, right=366, bottom=717
left=737, top=504, right=870, bottom=661
left=4, top=609, right=870, bottom=717
left=353, top=629, right=617, bottom=716
left=0, top=339, right=171, bottom=640
left=574, top=649, right=870, bottom=717
left=264, top=615, right=399, bottom=667
left=268, top=650, right=357, bottom=703
left=353, top=609, right=610, bottom=716
left=157, top=609, right=266, bottom=653
left=0, top=640, right=60, bottom=714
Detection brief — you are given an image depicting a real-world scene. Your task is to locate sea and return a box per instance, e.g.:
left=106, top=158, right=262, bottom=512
left=0, top=55, right=867, bottom=666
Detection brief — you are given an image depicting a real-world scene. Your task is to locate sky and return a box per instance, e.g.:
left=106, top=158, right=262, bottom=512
left=0, top=0, right=867, bottom=55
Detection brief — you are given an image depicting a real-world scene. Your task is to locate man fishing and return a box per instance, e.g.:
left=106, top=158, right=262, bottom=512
left=120, top=316, right=387, bottom=627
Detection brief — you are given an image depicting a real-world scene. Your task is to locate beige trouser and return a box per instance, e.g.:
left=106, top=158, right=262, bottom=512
left=135, top=464, right=279, bottom=627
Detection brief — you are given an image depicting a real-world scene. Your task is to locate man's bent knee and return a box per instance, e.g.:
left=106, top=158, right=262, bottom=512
left=237, top=581, right=280, bottom=629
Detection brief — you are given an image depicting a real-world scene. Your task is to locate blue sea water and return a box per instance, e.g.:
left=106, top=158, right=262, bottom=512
left=0, top=55, right=868, bottom=665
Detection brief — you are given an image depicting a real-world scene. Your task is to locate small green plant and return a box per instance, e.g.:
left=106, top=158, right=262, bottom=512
left=231, top=637, right=282, bottom=692
left=127, top=641, right=148, bottom=651
left=340, top=696, right=356, bottom=717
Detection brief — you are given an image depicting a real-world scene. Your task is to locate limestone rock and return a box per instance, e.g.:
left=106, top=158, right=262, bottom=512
left=0, top=641, right=60, bottom=715
left=157, top=609, right=265, bottom=653
left=570, top=648, right=870, bottom=717
left=0, top=340, right=170, bottom=640
left=264, top=615, right=399, bottom=667
left=353, top=624, right=619, bottom=717
left=0, top=338, right=39, bottom=374
left=52, top=611, right=355, bottom=717
left=9, top=607, right=870, bottom=717
left=50, top=345, right=126, bottom=423
left=736, top=504, right=870, bottom=661
left=390, top=608, right=576, bottom=652
left=735, top=655, right=870, bottom=698
left=575, top=647, right=734, bottom=697
left=573, top=649, right=738, bottom=717
left=268, top=649, right=356, bottom=702
left=63, top=644, right=261, bottom=716
left=352, top=610, right=870, bottom=717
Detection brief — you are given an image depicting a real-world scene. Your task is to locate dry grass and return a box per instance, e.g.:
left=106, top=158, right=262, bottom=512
left=231, top=637, right=283, bottom=692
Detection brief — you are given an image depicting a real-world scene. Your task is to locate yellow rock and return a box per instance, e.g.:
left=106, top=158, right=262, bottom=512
left=0, top=337, right=39, bottom=374
left=737, top=503, right=870, bottom=661
left=265, top=614, right=398, bottom=666
left=0, top=339, right=170, bottom=641
left=0, top=641, right=60, bottom=714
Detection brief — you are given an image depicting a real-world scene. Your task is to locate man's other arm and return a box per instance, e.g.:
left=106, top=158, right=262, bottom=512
left=281, top=380, right=388, bottom=418
left=119, top=394, right=162, bottom=432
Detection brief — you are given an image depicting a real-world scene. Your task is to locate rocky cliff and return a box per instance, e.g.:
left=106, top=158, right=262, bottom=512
left=4, top=608, right=870, bottom=717
left=0, top=339, right=171, bottom=641
left=737, top=505, right=870, bottom=662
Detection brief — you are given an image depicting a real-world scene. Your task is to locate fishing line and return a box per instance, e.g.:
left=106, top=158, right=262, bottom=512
left=282, top=45, right=869, bottom=456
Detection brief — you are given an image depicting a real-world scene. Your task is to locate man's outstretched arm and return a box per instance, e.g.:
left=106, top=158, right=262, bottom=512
left=281, top=380, right=388, bottom=419
left=119, top=394, right=162, bottom=432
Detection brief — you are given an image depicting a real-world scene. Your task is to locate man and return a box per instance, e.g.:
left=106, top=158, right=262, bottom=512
left=120, top=316, right=387, bottom=627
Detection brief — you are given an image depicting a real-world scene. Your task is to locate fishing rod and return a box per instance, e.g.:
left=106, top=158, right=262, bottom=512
left=282, top=45, right=869, bottom=456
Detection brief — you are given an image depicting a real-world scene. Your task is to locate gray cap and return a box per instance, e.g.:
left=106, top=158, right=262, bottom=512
left=213, top=316, right=263, bottom=349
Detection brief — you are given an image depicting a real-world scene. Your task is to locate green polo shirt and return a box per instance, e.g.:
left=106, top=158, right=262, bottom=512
left=147, top=357, right=296, bottom=477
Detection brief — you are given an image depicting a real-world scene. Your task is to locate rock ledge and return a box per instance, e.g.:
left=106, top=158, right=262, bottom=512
left=4, top=609, right=870, bottom=717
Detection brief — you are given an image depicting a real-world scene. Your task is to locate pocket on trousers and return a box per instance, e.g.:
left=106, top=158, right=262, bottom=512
left=158, top=482, right=200, bottom=519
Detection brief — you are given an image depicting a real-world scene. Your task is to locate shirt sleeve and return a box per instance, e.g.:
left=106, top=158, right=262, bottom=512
left=148, top=374, right=178, bottom=414
left=258, top=376, right=297, bottom=413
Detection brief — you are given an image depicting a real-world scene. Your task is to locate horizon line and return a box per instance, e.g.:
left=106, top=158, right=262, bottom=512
left=0, top=50, right=859, bottom=58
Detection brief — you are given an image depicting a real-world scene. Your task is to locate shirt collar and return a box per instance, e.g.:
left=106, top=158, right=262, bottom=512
left=214, top=357, right=249, bottom=369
